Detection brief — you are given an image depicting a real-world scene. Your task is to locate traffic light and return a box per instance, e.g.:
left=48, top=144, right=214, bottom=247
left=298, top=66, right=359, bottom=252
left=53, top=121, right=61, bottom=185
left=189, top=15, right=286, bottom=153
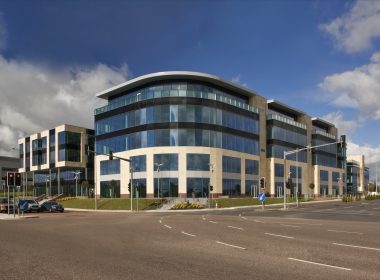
left=210, top=185, right=213, bottom=191
left=7, top=172, right=15, bottom=186
left=128, top=182, right=131, bottom=192
left=260, top=177, right=266, bottom=189
left=15, top=173, right=21, bottom=186
left=286, top=178, right=293, bottom=189
left=109, top=151, right=113, bottom=160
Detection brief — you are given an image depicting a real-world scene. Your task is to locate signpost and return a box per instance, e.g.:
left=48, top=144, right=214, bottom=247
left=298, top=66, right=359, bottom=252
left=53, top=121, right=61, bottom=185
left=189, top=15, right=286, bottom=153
left=258, top=192, right=266, bottom=210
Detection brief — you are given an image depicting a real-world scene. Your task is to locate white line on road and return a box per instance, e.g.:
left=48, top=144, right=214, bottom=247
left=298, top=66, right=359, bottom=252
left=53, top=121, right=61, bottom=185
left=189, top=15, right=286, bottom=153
left=228, top=225, right=244, bottom=231
left=253, top=219, right=265, bottom=223
left=344, top=206, right=353, bottom=209
left=181, top=231, right=196, bottom=237
left=280, top=224, right=301, bottom=228
left=209, top=221, right=218, bottom=224
left=333, top=243, right=380, bottom=251
left=159, top=220, right=162, bottom=224
left=241, top=216, right=247, bottom=220
left=265, top=233, right=294, bottom=239
left=328, top=229, right=363, bottom=235
left=325, top=208, right=335, bottom=211
left=202, top=215, right=206, bottom=221
left=373, top=207, right=380, bottom=210
left=216, top=241, right=247, bottom=250
left=288, top=258, right=351, bottom=271
left=164, top=225, right=172, bottom=229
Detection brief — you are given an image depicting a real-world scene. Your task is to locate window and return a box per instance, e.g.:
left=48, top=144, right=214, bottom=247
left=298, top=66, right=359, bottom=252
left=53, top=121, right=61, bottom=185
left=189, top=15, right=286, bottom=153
left=222, top=179, right=241, bottom=196
left=290, top=166, right=302, bottom=179
left=187, top=178, right=209, bottom=198
left=275, top=163, right=284, bottom=177
left=223, top=156, right=241, bottom=173
left=187, top=154, right=210, bottom=171
left=154, top=178, right=178, bottom=197
left=100, top=159, right=120, bottom=175
left=131, top=155, right=146, bottom=172
left=58, top=131, right=81, bottom=162
left=320, top=170, right=329, bottom=181
left=100, top=180, right=120, bottom=198
left=154, top=154, right=178, bottom=171
left=245, top=159, right=259, bottom=175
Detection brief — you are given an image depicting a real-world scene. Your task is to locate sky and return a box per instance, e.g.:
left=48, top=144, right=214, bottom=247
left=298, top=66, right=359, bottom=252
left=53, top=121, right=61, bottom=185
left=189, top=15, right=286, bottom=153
left=0, top=0, right=379, bottom=178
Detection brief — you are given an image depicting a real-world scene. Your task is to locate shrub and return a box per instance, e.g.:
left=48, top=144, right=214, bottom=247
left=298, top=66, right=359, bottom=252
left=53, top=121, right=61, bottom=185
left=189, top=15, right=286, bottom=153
left=170, top=201, right=204, bottom=210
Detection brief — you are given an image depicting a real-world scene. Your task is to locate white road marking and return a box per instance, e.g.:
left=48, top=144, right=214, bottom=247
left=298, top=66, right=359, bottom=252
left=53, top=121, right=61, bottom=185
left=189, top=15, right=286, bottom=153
left=238, top=213, right=241, bottom=217
left=372, top=207, right=380, bottom=210
left=216, top=241, right=246, bottom=250
left=228, top=225, right=244, bottom=231
left=253, top=219, right=265, bottom=223
left=241, top=217, right=247, bottom=220
left=209, top=221, right=218, bottom=224
left=325, top=208, right=335, bottom=211
left=202, top=215, right=206, bottom=221
left=328, top=230, right=363, bottom=235
left=164, top=225, right=172, bottom=229
left=280, top=224, right=300, bottom=228
left=288, top=258, right=351, bottom=271
left=361, top=203, right=369, bottom=205
left=344, top=206, right=353, bottom=209
left=159, top=220, right=162, bottom=224
left=181, top=231, right=196, bottom=237
left=265, top=233, right=294, bottom=239
left=333, top=243, right=380, bottom=251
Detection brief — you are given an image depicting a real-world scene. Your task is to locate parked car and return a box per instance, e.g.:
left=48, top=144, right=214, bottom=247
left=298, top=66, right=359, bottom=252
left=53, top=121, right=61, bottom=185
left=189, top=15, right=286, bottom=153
left=0, top=198, right=14, bottom=213
left=19, top=199, right=41, bottom=213
left=41, top=201, right=64, bottom=213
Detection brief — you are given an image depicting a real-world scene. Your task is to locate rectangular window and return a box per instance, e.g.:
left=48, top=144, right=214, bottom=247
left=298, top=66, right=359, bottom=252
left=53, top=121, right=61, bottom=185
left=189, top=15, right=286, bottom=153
left=245, top=159, right=259, bottom=175
left=19, top=143, right=24, bottom=168
left=100, top=159, right=120, bottom=175
left=187, top=154, right=210, bottom=171
left=320, top=170, right=329, bottom=181
left=153, top=154, right=178, bottom=171
left=131, top=155, right=146, bottom=172
left=187, top=178, right=209, bottom=198
left=290, top=166, right=302, bottom=179
left=58, top=131, right=81, bottom=162
left=222, top=179, right=241, bottom=196
left=275, top=163, right=284, bottom=177
left=100, top=180, right=120, bottom=198
left=222, top=156, right=241, bottom=173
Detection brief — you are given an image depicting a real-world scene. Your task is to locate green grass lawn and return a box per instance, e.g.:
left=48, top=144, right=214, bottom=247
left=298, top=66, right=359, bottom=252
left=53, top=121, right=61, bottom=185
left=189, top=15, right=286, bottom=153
left=58, top=197, right=316, bottom=211
left=59, top=198, right=164, bottom=211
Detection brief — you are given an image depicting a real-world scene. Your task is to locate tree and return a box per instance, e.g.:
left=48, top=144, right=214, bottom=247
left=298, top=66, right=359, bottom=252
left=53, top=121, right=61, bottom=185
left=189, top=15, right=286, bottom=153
left=368, top=183, right=376, bottom=192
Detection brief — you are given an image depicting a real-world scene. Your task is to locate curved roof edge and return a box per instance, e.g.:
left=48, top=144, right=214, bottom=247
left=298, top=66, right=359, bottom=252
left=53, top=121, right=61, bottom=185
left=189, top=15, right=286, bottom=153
left=96, top=71, right=260, bottom=100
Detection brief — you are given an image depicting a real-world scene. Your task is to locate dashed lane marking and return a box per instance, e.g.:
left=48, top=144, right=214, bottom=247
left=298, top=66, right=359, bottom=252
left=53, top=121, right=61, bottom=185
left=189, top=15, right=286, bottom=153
left=216, top=241, right=246, bottom=250
left=280, top=224, right=300, bottom=228
left=181, top=231, right=196, bottom=237
left=264, top=233, right=294, bottom=239
left=209, top=221, right=218, bottom=224
left=228, top=225, right=244, bottom=231
left=333, top=243, right=380, bottom=251
left=288, top=258, right=351, bottom=271
left=164, top=225, right=172, bottom=229
left=328, top=230, right=363, bottom=235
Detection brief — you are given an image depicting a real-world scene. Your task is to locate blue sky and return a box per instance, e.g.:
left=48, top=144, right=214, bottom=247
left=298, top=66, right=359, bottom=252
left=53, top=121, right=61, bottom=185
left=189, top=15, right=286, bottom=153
left=0, top=0, right=379, bottom=170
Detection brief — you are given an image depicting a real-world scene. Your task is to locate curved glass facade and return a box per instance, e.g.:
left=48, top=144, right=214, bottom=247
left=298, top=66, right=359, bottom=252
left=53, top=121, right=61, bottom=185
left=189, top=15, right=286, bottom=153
left=95, top=82, right=258, bottom=115
left=96, top=128, right=259, bottom=155
left=96, top=104, right=259, bottom=136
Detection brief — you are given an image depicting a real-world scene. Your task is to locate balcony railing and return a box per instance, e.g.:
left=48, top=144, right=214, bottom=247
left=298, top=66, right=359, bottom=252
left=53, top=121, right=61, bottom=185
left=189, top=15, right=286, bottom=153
left=312, top=129, right=337, bottom=140
left=95, top=89, right=259, bottom=115
left=266, top=114, right=307, bottom=130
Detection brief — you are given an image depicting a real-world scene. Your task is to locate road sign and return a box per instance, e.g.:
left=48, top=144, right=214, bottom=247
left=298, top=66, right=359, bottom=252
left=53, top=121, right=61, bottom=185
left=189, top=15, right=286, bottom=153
left=18, top=200, right=28, bottom=212
left=258, top=192, right=266, bottom=203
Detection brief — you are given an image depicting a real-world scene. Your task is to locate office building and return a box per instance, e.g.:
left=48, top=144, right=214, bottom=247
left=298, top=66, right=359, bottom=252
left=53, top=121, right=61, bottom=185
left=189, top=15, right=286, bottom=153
left=94, top=71, right=346, bottom=198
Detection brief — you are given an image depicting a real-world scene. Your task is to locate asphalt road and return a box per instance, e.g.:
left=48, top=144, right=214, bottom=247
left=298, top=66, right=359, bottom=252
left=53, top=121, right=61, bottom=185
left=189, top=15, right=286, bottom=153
left=0, top=200, right=379, bottom=280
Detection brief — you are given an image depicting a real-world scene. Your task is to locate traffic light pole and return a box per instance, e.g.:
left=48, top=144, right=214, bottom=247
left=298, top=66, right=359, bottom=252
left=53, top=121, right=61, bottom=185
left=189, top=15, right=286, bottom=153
left=283, top=138, right=344, bottom=210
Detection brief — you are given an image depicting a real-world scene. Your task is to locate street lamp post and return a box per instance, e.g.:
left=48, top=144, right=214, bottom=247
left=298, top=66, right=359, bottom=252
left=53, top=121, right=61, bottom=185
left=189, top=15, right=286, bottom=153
left=154, top=163, right=163, bottom=199
left=72, top=171, right=81, bottom=197
left=44, top=174, right=50, bottom=197
left=208, top=163, right=214, bottom=208
left=283, top=139, right=344, bottom=210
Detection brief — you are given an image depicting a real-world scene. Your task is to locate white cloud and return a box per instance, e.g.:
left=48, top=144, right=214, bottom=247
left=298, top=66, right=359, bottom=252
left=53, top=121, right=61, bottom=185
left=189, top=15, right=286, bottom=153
left=231, top=74, right=247, bottom=87
left=0, top=55, right=129, bottom=156
left=320, top=0, right=380, bottom=53
left=319, top=52, right=380, bottom=121
left=322, top=111, right=359, bottom=136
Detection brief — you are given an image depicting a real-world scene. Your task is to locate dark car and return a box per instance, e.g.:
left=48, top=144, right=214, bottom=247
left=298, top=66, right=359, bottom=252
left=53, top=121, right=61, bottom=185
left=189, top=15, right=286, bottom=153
left=41, top=201, right=64, bottom=213
left=21, top=199, right=41, bottom=213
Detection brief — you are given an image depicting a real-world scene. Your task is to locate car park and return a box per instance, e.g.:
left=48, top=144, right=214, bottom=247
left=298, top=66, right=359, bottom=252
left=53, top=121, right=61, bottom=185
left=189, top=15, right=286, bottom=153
left=41, top=201, right=64, bottom=213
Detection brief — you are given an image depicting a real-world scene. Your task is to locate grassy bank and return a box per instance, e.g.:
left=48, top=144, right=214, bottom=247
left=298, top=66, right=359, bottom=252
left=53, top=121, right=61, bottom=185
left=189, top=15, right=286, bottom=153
left=58, top=198, right=164, bottom=211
